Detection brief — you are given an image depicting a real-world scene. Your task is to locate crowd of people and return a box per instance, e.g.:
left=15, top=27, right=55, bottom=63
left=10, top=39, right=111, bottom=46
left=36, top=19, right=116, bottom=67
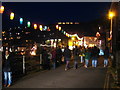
left=38, top=45, right=110, bottom=71
left=63, top=46, right=109, bottom=70
left=39, top=46, right=63, bottom=70
left=2, top=45, right=110, bottom=87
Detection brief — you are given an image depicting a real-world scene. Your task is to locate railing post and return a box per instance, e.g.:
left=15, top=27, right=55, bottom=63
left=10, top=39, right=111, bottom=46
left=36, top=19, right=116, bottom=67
left=23, top=55, right=25, bottom=74
left=40, top=54, right=42, bottom=69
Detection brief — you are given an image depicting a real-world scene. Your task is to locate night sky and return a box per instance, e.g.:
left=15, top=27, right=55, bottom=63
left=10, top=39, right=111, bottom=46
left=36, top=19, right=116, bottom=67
left=2, top=2, right=111, bottom=29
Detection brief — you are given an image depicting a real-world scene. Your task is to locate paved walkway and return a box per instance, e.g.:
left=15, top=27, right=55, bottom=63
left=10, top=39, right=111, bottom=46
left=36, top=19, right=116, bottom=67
left=8, top=64, right=107, bottom=88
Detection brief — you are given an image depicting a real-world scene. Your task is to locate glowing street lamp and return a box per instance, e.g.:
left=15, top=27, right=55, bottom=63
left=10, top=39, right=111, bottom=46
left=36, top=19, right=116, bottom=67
left=10, top=12, right=14, bottom=20
left=0, top=6, right=4, bottom=13
left=108, top=11, right=115, bottom=39
left=108, top=11, right=115, bottom=52
left=108, top=11, right=115, bottom=19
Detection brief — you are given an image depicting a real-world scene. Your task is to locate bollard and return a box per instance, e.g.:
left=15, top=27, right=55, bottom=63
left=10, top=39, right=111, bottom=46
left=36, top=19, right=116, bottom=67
left=40, top=54, right=42, bottom=69
left=23, top=55, right=25, bottom=74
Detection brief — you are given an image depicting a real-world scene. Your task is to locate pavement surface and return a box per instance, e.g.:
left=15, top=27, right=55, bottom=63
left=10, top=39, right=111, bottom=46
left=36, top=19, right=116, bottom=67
left=8, top=64, right=107, bottom=88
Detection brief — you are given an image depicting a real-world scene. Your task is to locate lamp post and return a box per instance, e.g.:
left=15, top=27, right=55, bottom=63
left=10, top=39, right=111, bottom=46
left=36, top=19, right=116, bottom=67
left=108, top=11, right=115, bottom=52
left=109, top=11, right=115, bottom=39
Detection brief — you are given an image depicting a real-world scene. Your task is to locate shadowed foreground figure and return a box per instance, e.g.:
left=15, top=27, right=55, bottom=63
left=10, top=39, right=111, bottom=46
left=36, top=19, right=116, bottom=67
left=73, top=46, right=80, bottom=69
left=91, top=46, right=100, bottom=67
left=103, top=47, right=109, bottom=67
left=64, top=46, right=71, bottom=71
left=3, top=50, right=13, bottom=87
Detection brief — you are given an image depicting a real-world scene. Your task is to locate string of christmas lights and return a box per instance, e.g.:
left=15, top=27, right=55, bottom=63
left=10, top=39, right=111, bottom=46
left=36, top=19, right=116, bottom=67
left=55, top=24, right=83, bottom=40
left=1, top=5, right=83, bottom=40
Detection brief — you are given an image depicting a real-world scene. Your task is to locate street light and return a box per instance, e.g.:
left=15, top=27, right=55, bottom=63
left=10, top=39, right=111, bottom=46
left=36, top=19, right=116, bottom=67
left=108, top=11, right=115, bottom=52
left=108, top=11, right=115, bottom=19
left=108, top=11, right=115, bottom=39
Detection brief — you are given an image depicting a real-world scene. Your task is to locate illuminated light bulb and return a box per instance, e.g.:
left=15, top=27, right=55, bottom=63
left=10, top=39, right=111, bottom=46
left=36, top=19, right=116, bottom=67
left=58, top=22, right=62, bottom=24
left=34, top=24, right=37, bottom=29
left=72, top=37, right=75, bottom=40
left=27, top=21, right=31, bottom=27
left=70, top=22, right=73, bottom=24
left=59, top=26, right=61, bottom=31
left=66, top=22, right=69, bottom=24
left=67, top=34, right=70, bottom=37
left=20, top=18, right=23, bottom=24
left=44, top=26, right=47, bottom=31
left=39, top=25, right=42, bottom=31
left=63, top=22, right=65, bottom=24
left=0, top=6, right=4, bottom=13
left=61, top=30, right=64, bottom=33
left=56, top=25, right=59, bottom=29
left=63, top=31, right=66, bottom=35
left=10, top=12, right=14, bottom=20
left=108, top=11, right=115, bottom=19
left=47, top=27, right=50, bottom=31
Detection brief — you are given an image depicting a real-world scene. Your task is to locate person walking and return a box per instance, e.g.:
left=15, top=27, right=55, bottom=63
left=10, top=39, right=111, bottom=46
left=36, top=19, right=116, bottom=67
left=64, top=46, right=71, bottom=71
left=56, top=46, right=62, bottom=66
left=42, top=47, right=49, bottom=70
left=79, top=46, right=85, bottom=63
left=73, top=46, right=80, bottom=69
left=2, top=50, right=13, bottom=87
left=47, top=49, right=52, bottom=70
left=91, top=46, right=100, bottom=68
left=103, top=47, right=109, bottom=67
left=51, top=47, right=57, bottom=69
left=84, top=48, right=91, bottom=68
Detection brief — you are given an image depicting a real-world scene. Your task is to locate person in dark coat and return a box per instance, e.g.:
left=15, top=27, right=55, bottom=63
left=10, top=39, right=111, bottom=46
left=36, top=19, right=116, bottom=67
left=2, top=50, right=13, bottom=87
left=84, top=48, right=91, bottom=68
left=104, top=47, right=109, bottom=67
left=56, top=46, right=62, bottom=66
left=42, top=47, right=50, bottom=70
left=91, top=46, right=100, bottom=67
left=51, top=47, right=57, bottom=69
left=64, top=46, right=71, bottom=71
left=73, top=46, right=80, bottom=69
